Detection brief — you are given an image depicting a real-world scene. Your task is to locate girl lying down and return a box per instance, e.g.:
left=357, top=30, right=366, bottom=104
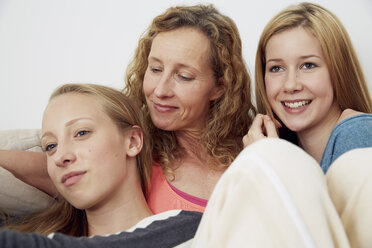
left=0, top=83, right=201, bottom=247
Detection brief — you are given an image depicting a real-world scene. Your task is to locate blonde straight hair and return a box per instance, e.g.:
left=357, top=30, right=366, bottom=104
left=4, top=83, right=152, bottom=236
left=255, top=2, right=372, bottom=121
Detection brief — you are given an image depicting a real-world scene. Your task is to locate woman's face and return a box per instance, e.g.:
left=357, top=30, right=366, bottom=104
left=264, top=27, right=341, bottom=134
left=143, top=27, right=223, bottom=132
left=41, top=93, right=133, bottom=210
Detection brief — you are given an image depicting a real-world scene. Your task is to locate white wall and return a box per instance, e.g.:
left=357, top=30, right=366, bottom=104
left=1, top=0, right=371, bottom=130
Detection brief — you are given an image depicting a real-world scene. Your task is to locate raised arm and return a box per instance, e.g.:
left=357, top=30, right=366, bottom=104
left=0, top=150, right=57, bottom=196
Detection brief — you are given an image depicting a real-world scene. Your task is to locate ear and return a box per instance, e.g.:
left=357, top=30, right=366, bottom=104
left=209, top=77, right=226, bottom=101
left=126, top=125, right=143, bottom=158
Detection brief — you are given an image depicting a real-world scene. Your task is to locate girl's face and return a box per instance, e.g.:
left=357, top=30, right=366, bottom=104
left=143, top=27, right=223, bottom=133
left=264, top=27, right=341, bottom=134
left=41, top=93, right=134, bottom=211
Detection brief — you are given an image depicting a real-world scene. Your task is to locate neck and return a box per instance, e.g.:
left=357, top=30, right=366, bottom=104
left=297, top=104, right=342, bottom=163
left=86, top=189, right=152, bottom=236
left=175, top=130, right=208, bottom=163
left=167, top=130, right=223, bottom=199
left=86, top=165, right=152, bottom=236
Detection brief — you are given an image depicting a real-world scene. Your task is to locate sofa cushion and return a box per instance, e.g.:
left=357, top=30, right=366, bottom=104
left=0, top=129, right=54, bottom=216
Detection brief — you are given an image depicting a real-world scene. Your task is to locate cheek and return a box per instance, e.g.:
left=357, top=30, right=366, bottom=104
left=46, top=159, right=58, bottom=184
left=311, top=71, right=334, bottom=99
left=319, top=85, right=334, bottom=100
left=101, top=152, right=127, bottom=179
left=264, top=77, right=278, bottom=104
left=196, top=95, right=211, bottom=109
left=322, top=78, right=334, bottom=97
left=96, top=139, right=126, bottom=162
left=178, top=91, right=205, bottom=113
left=143, top=72, right=154, bottom=97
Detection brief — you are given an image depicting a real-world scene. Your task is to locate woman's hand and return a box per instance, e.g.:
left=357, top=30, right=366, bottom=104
left=243, top=114, right=281, bottom=148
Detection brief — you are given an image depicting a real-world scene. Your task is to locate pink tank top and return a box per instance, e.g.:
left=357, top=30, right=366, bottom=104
left=146, top=164, right=207, bottom=214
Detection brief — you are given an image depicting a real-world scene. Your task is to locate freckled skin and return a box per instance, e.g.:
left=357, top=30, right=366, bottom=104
left=143, top=27, right=223, bottom=133
left=42, top=93, right=132, bottom=211
left=265, top=27, right=341, bottom=133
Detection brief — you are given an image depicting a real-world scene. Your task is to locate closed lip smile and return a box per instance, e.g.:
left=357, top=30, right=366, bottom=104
left=61, top=171, right=86, bottom=185
left=152, top=101, right=178, bottom=112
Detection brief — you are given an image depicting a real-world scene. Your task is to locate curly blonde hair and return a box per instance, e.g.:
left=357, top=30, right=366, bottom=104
left=124, top=4, right=256, bottom=174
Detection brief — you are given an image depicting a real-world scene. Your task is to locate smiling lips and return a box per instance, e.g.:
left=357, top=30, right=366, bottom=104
left=282, top=100, right=311, bottom=109
left=61, top=171, right=86, bottom=187
left=153, top=102, right=178, bottom=113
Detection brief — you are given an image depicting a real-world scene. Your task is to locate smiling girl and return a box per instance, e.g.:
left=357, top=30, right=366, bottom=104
left=245, top=2, right=372, bottom=173
left=192, top=3, right=372, bottom=247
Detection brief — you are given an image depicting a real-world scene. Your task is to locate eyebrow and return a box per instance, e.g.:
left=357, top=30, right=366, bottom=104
left=148, top=56, right=200, bottom=73
left=266, top=55, right=321, bottom=63
left=41, top=117, right=94, bottom=140
left=65, top=117, right=94, bottom=127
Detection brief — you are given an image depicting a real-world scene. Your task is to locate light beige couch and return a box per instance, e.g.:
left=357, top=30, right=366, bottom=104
left=0, top=129, right=54, bottom=217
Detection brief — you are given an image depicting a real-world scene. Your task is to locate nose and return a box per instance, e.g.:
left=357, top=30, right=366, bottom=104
left=54, top=143, right=76, bottom=167
left=283, top=69, right=303, bottom=93
left=154, top=72, right=174, bottom=98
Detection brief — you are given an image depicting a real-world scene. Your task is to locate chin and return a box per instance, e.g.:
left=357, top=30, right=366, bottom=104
left=284, top=124, right=305, bottom=132
left=62, top=194, right=89, bottom=210
left=152, top=120, right=176, bottom=131
left=69, top=200, right=91, bottom=210
left=280, top=120, right=305, bottom=132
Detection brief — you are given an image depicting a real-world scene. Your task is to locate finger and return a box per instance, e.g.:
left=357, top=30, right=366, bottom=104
left=243, top=115, right=267, bottom=147
left=250, top=114, right=265, bottom=131
left=243, top=130, right=265, bottom=147
left=263, top=116, right=279, bottom=138
left=242, top=134, right=250, bottom=148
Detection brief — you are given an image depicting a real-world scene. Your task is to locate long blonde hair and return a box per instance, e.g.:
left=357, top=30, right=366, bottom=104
left=255, top=2, right=372, bottom=122
left=124, top=4, right=255, bottom=174
left=4, top=83, right=152, bottom=236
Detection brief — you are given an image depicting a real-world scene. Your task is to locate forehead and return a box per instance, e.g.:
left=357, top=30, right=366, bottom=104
left=266, top=27, right=323, bottom=58
left=150, top=27, right=211, bottom=65
left=42, top=93, right=105, bottom=129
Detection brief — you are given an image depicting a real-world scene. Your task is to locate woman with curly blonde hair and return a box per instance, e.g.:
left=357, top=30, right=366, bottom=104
left=124, top=4, right=255, bottom=213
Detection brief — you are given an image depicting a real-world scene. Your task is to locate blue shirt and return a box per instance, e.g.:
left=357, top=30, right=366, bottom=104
left=320, top=114, right=372, bottom=173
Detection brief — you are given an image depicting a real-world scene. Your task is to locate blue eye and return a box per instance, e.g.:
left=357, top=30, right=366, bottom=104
left=302, top=63, right=316, bottom=70
left=76, top=130, right=89, bottom=137
left=269, top=66, right=283, bottom=73
left=45, top=144, right=57, bottom=152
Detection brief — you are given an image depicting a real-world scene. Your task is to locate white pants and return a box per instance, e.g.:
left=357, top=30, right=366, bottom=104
left=193, top=138, right=372, bottom=248
left=327, top=147, right=372, bottom=248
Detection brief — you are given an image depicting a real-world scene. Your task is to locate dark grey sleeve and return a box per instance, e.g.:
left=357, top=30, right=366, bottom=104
left=0, top=210, right=202, bottom=248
